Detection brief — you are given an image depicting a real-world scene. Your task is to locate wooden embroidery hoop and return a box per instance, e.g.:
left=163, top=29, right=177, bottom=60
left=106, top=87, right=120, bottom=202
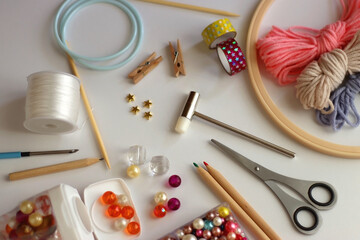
left=246, top=0, right=360, bottom=158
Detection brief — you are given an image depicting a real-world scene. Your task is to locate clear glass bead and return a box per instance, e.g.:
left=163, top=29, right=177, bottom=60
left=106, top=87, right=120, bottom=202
left=127, top=145, right=147, bottom=165
left=149, top=156, right=169, bottom=175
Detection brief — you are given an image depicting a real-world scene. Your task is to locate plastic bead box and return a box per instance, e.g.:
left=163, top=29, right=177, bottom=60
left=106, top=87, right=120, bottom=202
left=0, top=178, right=140, bottom=240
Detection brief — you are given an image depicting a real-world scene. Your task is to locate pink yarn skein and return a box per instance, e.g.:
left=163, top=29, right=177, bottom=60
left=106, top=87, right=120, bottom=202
left=257, top=0, right=360, bottom=85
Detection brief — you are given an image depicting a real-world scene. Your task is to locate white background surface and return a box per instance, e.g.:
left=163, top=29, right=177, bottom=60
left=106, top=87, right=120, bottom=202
left=1, top=0, right=360, bottom=239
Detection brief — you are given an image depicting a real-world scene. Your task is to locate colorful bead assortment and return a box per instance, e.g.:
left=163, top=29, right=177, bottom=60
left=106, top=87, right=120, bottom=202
left=101, top=190, right=140, bottom=235
left=153, top=191, right=181, bottom=218
left=2, top=195, right=59, bottom=239
left=160, top=204, right=247, bottom=240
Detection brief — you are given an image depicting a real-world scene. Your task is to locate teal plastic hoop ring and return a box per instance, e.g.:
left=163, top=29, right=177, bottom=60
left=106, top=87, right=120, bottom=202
left=54, top=0, right=144, bottom=70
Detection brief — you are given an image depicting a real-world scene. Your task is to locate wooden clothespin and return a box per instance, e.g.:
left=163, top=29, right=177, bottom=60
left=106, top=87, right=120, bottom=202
left=169, top=39, right=186, bottom=77
left=128, top=52, right=162, bottom=84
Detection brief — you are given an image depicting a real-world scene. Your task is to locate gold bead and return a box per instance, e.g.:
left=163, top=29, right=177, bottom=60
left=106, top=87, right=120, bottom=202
left=28, top=212, right=43, bottom=227
left=218, top=206, right=230, bottom=218
left=20, top=200, right=34, bottom=214
left=127, top=165, right=140, bottom=178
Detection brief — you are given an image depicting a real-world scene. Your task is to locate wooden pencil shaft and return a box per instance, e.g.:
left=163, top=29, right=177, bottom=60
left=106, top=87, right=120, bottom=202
left=194, top=111, right=295, bottom=158
left=138, top=0, right=240, bottom=17
left=9, top=158, right=100, bottom=181
left=206, top=164, right=281, bottom=240
left=196, top=166, right=270, bottom=240
left=66, top=53, right=111, bottom=169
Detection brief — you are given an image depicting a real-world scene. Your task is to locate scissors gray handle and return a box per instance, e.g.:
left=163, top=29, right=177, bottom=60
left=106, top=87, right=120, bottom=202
left=266, top=181, right=322, bottom=235
left=271, top=175, right=337, bottom=211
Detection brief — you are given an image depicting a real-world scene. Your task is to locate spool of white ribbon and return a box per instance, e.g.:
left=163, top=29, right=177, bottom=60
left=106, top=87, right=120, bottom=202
left=24, top=71, right=81, bottom=134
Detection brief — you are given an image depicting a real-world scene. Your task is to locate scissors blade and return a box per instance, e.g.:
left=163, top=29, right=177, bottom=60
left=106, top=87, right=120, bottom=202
left=211, top=139, right=275, bottom=181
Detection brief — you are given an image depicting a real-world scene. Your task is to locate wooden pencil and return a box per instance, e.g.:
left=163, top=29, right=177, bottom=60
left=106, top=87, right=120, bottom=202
left=9, top=158, right=102, bottom=181
left=193, top=163, right=270, bottom=240
left=66, top=52, right=111, bottom=169
left=137, top=0, right=240, bottom=17
left=204, top=161, right=281, bottom=240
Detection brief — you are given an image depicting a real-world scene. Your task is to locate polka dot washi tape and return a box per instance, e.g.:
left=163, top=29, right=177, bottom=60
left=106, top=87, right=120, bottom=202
left=201, top=18, right=236, bottom=49
left=216, top=38, right=247, bottom=75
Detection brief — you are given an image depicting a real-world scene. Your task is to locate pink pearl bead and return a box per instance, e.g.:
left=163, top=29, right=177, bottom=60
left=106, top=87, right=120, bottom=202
left=167, top=198, right=181, bottom=211
left=168, top=175, right=181, bottom=187
left=225, top=221, right=238, bottom=232
left=195, top=229, right=203, bottom=237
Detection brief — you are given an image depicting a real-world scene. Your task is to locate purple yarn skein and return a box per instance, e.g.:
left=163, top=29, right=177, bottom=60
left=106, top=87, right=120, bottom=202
left=317, top=73, right=360, bottom=131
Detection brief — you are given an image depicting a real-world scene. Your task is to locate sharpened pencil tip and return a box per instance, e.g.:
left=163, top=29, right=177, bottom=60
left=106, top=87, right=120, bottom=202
left=203, top=161, right=208, bottom=166
left=193, top=162, right=199, bottom=168
left=99, top=158, right=104, bottom=161
left=70, top=149, right=79, bottom=153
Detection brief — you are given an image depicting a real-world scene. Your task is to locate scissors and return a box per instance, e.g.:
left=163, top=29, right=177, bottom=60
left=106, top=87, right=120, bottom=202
left=211, top=139, right=337, bottom=235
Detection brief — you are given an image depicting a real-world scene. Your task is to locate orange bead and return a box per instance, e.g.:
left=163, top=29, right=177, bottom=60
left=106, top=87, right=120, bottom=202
left=121, top=206, right=135, bottom=219
left=153, top=204, right=166, bottom=218
left=107, top=204, right=122, bottom=218
left=127, top=221, right=140, bottom=235
left=102, top=191, right=117, bottom=205
left=5, top=224, right=12, bottom=234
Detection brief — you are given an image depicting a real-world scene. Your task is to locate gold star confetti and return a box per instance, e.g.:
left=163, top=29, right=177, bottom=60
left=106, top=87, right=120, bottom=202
left=143, top=100, right=152, bottom=108
left=144, top=111, right=153, bottom=120
left=131, top=106, right=140, bottom=115
left=126, top=94, right=135, bottom=102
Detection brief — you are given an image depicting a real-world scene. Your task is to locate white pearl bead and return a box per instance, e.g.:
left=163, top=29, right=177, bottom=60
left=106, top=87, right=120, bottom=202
left=213, top=216, right=222, bottom=226
left=175, top=229, right=185, bottom=238
left=192, top=218, right=205, bottom=230
left=154, top=191, right=168, bottom=204
left=182, top=234, right=197, bottom=240
left=117, top=194, right=129, bottom=205
left=114, top=218, right=128, bottom=230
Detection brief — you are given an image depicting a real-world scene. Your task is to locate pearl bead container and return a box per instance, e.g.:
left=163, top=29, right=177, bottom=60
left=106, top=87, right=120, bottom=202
left=0, top=178, right=141, bottom=240
left=159, top=203, right=247, bottom=240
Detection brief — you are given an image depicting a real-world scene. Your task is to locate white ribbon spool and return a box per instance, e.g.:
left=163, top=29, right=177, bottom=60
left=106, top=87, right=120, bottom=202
left=24, top=71, right=81, bottom=134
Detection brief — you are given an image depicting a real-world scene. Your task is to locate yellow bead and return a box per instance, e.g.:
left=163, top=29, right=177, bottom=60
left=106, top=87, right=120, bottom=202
left=218, top=206, right=230, bottom=218
left=127, top=165, right=140, bottom=178
left=28, top=212, right=43, bottom=227
left=154, top=191, right=167, bottom=204
left=20, top=201, right=34, bottom=214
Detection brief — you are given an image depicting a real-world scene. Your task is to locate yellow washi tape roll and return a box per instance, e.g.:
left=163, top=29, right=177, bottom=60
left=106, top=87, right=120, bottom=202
left=201, top=18, right=237, bottom=49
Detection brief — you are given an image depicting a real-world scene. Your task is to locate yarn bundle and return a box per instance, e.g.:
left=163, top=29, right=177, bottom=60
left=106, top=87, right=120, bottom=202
left=256, top=0, right=360, bottom=130
left=296, top=31, right=360, bottom=114
left=317, top=73, right=360, bottom=131
left=257, top=0, right=360, bottom=85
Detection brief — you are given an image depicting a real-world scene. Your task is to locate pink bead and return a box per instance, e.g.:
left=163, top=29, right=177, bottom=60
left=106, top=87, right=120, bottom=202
left=168, top=175, right=181, bottom=188
left=225, top=221, right=238, bottom=232
left=195, top=229, right=203, bottom=237
left=15, top=210, right=29, bottom=223
left=167, top=198, right=181, bottom=211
